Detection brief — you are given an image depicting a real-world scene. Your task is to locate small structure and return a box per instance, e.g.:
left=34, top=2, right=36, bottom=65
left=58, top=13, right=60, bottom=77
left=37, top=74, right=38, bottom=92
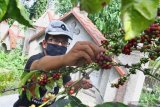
left=0, top=21, right=25, bottom=51
left=0, top=21, right=9, bottom=50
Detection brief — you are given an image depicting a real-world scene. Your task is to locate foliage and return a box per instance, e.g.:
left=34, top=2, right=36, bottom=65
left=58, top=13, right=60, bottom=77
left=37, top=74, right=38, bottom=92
left=0, top=69, right=17, bottom=95
left=79, top=0, right=110, bottom=14
left=139, top=59, right=160, bottom=106
left=0, top=49, right=27, bottom=95
left=149, top=59, right=160, bottom=75
left=53, top=0, right=73, bottom=16
left=139, top=86, right=160, bottom=106
left=71, top=0, right=159, bottom=40
left=121, top=0, right=159, bottom=40
left=139, top=57, right=160, bottom=106
left=88, top=0, right=121, bottom=36
left=0, top=49, right=26, bottom=69
left=28, top=0, right=48, bottom=20
left=0, top=0, right=32, bottom=26
left=6, top=18, right=15, bottom=27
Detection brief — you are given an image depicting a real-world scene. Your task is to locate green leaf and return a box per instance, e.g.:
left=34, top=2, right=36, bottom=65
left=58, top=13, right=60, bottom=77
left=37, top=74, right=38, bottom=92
left=55, top=96, right=69, bottom=107
left=121, top=0, right=159, bottom=40
left=56, top=78, right=63, bottom=88
left=151, top=60, right=160, bottom=75
left=66, top=95, right=87, bottom=107
left=95, top=102, right=128, bottom=107
left=71, top=0, right=78, bottom=7
left=35, top=84, right=40, bottom=98
left=26, top=89, right=32, bottom=101
left=0, top=0, right=9, bottom=21
left=3, top=0, right=32, bottom=27
left=45, top=80, right=54, bottom=91
left=18, top=71, right=36, bottom=94
left=80, top=0, right=110, bottom=13
left=20, top=71, right=28, bottom=80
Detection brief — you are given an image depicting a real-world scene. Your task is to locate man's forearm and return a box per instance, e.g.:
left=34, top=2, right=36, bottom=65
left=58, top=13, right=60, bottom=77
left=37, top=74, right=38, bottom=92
left=30, top=55, right=65, bottom=71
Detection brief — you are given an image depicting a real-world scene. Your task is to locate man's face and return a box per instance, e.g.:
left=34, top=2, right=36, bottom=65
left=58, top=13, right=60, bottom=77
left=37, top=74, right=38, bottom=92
left=46, top=34, right=69, bottom=47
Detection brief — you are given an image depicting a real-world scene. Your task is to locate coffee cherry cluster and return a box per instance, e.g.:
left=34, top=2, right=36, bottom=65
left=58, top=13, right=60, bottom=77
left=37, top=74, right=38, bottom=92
left=142, top=23, right=160, bottom=60
left=144, top=23, right=160, bottom=38
left=111, top=76, right=127, bottom=88
left=101, top=40, right=109, bottom=48
left=52, top=73, right=61, bottom=80
left=42, top=93, right=56, bottom=102
left=122, top=22, right=160, bottom=57
left=38, top=74, right=48, bottom=86
left=95, top=52, right=112, bottom=69
left=68, top=87, right=75, bottom=95
left=144, top=48, right=160, bottom=60
left=122, top=38, right=137, bottom=55
left=122, top=35, right=153, bottom=55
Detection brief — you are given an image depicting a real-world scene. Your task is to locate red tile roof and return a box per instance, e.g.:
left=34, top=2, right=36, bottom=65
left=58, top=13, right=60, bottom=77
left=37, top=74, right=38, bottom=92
left=60, top=7, right=106, bottom=45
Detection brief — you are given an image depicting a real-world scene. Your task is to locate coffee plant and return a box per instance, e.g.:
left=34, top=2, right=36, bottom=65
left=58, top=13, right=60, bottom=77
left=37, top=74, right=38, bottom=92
left=16, top=16, right=160, bottom=105
left=28, top=0, right=48, bottom=20
left=53, top=0, right=73, bottom=16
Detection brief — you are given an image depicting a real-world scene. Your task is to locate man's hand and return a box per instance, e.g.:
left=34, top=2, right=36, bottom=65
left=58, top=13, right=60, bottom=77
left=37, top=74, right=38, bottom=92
left=80, top=79, right=92, bottom=89
left=65, top=79, right=92, bottom=90
left=62, top=41, right=105, bottom=66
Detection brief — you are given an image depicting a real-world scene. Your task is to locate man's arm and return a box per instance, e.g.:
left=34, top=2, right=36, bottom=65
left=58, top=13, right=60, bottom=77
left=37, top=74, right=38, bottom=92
left=30, top=41, right=105, bottom=71
left=30, top=55, right=64, bottom=71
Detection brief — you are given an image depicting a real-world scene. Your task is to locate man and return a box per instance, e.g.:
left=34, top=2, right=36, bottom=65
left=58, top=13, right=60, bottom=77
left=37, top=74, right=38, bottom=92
left=14, top=20, right=104, bottom=107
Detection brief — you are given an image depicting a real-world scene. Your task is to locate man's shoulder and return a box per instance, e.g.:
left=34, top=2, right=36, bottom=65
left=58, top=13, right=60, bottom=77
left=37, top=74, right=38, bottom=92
left=24, top=53, right=45, bottom=71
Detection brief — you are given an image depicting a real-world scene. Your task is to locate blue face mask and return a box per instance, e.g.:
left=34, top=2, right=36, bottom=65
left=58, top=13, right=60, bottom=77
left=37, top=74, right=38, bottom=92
left=45, top=43, right=67, bottom=56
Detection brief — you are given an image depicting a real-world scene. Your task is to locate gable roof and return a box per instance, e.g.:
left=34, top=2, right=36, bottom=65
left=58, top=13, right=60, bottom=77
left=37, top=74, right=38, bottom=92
left=60, top=7, right=106, bottom=45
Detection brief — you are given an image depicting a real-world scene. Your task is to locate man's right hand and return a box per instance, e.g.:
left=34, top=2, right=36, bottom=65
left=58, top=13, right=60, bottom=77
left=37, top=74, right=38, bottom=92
left=62, top=41, right=105, bottom=66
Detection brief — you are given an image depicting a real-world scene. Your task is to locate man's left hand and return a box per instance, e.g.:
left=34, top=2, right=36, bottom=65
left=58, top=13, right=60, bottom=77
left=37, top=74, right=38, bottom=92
left=79, top=79, right=93, bottom=89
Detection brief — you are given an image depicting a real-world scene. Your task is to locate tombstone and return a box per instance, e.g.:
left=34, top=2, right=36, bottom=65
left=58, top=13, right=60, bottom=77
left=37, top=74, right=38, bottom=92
left=118, top=51, right=147, bottom=105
